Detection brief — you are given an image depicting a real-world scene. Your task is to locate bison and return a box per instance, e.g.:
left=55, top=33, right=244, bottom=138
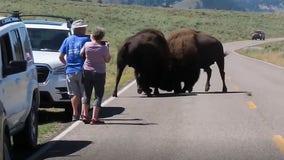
left=112, top=28, right=171, bottom=97
left=166, top=28, right=228, bottom=93
left=166, top=29, right=201, bottom=93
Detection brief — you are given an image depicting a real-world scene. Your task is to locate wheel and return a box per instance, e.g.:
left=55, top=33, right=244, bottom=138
left=13, top=96, right=38, bottom=150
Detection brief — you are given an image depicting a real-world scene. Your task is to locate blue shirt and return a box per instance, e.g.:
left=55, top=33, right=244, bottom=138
left=59, top=34, right=90, bottom=74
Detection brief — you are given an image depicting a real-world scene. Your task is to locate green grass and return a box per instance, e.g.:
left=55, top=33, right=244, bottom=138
left=237, top=41, right=284, bottom=67
left=2, top=0, right=284, bottom=143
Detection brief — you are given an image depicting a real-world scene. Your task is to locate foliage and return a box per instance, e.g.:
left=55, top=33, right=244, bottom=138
left=237, top=41, right=284, bottom=67
left=71, top=0, right=284, bottom=11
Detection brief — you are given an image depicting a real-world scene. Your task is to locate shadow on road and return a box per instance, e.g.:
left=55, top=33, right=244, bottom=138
left=99, top=106, right=125, bottom=118
left=31, top=140, right=92, bottom=160
left=12, top=140, right=91, bottom=160
left=193, top=91, right=252, bottom=96
left=117, top=90, right=252, bottom=98
left=99, top=106, right=157, bottom=125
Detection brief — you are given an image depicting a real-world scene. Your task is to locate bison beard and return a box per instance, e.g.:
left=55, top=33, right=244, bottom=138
left=112, top=28, right=171, bottom=97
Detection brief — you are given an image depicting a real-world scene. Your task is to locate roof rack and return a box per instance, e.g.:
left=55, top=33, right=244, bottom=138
left=0, top=11, right=21, bottom=27
left=0, top=17, right=21, bottom=27
left=0, top=11, right=73, bottom=28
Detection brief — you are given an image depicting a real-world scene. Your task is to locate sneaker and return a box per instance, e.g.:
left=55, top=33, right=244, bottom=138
left=90, top=119, right=105, bottom=125
left=72, top=115, right=79, bottom=121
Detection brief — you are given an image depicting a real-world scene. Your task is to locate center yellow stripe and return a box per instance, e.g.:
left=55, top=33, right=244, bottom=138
left=247, top=101, right=256, bottom=109
left=273, top=135, right=284, bottom=154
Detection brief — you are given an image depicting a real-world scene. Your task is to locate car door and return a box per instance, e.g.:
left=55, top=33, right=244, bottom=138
left=0, top=29, right=28, bottom=129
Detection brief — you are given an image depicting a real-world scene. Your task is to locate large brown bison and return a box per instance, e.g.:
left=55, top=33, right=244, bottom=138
left=112, top=28, right=171, bottom=97
left=167, top=28, right=227, bottom=93
left=166, top=29, right=201, bottom=93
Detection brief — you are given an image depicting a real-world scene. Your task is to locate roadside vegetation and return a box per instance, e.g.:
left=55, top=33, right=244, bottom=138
left=2, top=0, right=284, bottom=143
left=237, top=41, right=284, bottom=67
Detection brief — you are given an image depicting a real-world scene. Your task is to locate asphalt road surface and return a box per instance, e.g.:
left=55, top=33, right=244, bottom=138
left=25, top=38, right=284, bottom=160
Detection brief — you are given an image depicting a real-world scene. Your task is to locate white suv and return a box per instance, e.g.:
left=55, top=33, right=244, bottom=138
left=23, top=15, right=72, bottom=113
left=0, top=15, right=40, bottom=158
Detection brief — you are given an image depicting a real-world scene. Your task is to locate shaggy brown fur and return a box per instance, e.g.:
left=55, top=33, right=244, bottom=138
left=166, top=28, right=201, bottom=93
left=112, top=28, right=171, bottom=97
left=167, top=28, right=227, bottom=92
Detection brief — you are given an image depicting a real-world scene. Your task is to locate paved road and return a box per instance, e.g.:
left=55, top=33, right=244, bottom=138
left=27, top=38, right=284, bottom=160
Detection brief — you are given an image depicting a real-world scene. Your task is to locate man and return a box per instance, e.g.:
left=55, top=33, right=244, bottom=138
left=59, top=19, right=90, bottom=121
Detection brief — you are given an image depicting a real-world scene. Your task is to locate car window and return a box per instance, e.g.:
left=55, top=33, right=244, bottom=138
left=27, top=28, right=69, bottom=52
left=9, top=29, right=24, bottom=61
left=0, top=33, right=14, bottom=76
left=19, top=27, right=33, bottom=63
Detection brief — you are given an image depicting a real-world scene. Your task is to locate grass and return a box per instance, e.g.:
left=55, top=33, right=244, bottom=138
left=237, top=41, right=284, bottom=67
left=2, top=0, right=284, bottom=143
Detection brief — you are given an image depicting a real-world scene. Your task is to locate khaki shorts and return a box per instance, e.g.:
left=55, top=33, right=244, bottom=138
left=66, top=71, right=86, bottom=103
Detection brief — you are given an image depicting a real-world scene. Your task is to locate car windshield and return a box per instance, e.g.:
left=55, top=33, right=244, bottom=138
left=27, top=28, right=70, bottom=52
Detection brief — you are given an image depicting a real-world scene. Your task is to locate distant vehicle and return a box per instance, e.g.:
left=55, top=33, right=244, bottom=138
left=252, top=30, right=265, bottom=40
left=21, top=13, right=73, bottom=114
left=0, top=14, right=40, bottom=158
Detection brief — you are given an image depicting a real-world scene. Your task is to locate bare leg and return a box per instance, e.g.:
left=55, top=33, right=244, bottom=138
left=81, top=104, right=89, bottom=117
left=71, top=95, right=79, bottom=116
left=91, top=106, right=100, bottom=120
left=90, top=106, right=104, bottom=124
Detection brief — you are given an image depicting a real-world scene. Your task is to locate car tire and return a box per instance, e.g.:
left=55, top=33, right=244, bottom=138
left=13, top=95, right=38, bottom=150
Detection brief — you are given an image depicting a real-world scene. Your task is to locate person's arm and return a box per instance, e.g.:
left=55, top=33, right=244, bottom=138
left=103, top=45, right=111, bottom=63
left=59, top=53, right=66, bottom=64
left=105, top=53, right=111, bottom=63
left=59, top=39, right=67, bottom=64
left=80, top=45, right=86, bottom=57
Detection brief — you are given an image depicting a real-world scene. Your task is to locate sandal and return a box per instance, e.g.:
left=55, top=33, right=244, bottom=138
left=90, top=119, right=105, bottom=125
left=80, top=115, right=90, bottom=124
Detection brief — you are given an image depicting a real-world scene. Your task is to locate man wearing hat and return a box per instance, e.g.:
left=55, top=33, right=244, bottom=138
left=59, top=19, right=90, bottom=121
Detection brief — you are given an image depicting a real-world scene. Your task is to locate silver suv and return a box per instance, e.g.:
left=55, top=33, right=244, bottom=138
left=0, top=15, right=40, bottom=158
left=22, top=15, right=73, bottom=113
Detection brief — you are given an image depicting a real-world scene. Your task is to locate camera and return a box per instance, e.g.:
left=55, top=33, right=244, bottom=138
left=100, top=40, right=109, bottom=46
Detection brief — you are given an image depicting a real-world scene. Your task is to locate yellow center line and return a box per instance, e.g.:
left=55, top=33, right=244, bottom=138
left=233, top=85, right=239, bottom=91
left=246, top=101, right=256, bottom=109
left=273, top=135, right=284, bottom=154
left=226, top=76, right=231, bottom=80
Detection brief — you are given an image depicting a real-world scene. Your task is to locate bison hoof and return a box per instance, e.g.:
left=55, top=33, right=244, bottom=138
left=205, top=84, right=210, bottom=92
left=222, top=87, right=227, bottom=93
left=112, top=93, right=118, bottom=97
left=137, top=88, right=143, bottom=94
left=146, top=93, right=153, bottom=97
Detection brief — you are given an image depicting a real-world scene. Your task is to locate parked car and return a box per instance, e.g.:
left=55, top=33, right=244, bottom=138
left=252, top=30, right=265, bottom=40
left=0, top=105, right=10, bottom=160
left=0, top=14, right=40, bottom=158
left=22, top=14, right=73, bottom=114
